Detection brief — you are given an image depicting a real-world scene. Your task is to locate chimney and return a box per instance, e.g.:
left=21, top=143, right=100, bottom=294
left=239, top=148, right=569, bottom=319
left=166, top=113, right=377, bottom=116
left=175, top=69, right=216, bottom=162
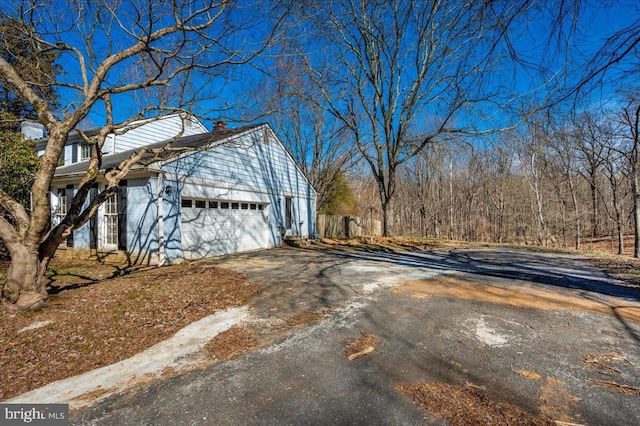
left=213, top=121, right=226, bottom=131
left=20, top=121, right=45, bottom=140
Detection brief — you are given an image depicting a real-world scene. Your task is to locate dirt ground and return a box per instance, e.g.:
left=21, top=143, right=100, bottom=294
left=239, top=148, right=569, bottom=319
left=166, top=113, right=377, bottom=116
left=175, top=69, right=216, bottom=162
left=0, top=260, right=258, bottom=400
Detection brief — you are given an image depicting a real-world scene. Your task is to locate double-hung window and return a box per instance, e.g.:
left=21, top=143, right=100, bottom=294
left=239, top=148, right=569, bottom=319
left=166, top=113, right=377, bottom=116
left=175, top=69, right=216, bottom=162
left=56, top=189, right=67, bottom=225
left=104, top=195, right=118, bottom=246
left=80, top=144, right=92, bottom=161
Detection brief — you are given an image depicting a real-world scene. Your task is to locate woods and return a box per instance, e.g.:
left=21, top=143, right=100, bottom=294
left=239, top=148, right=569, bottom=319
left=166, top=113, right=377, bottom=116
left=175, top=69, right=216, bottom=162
left=350, top=103, right=640, bottom=256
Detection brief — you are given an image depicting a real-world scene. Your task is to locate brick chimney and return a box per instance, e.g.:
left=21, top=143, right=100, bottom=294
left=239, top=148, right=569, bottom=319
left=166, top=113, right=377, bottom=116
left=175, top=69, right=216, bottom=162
left=213, top=121, right=226, bottom=131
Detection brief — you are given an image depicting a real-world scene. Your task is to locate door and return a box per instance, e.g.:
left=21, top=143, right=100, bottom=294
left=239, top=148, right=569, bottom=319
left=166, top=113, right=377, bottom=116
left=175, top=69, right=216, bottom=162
left=181, top=199, right=269, bottom=260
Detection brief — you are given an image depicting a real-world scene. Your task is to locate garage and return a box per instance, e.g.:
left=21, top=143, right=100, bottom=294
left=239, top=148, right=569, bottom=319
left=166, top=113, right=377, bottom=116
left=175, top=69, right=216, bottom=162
left=180, top=198, right=269, bottom=260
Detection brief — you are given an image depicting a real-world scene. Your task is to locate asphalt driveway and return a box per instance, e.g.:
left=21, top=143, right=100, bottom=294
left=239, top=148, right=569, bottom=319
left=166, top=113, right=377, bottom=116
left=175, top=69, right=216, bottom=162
left=74, top=246, right=640, bottom=425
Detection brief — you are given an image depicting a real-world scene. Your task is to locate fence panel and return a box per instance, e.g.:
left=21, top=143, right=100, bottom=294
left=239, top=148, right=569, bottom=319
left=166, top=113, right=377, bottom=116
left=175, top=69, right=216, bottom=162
left=317, top=214, right=381, bottom=238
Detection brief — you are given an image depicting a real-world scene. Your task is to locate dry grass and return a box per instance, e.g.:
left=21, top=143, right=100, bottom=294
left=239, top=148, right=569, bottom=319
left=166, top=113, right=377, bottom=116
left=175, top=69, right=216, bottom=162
left=319, top=236, right=444, bottom=252
left=0, top=260, right=259, bottom=400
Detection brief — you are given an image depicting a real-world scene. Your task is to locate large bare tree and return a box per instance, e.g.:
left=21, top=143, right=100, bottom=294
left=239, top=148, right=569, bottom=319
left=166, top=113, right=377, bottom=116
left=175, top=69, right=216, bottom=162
left=0, top=0, right=291, bottom=310
left=285, top=0, right=543, bottom=235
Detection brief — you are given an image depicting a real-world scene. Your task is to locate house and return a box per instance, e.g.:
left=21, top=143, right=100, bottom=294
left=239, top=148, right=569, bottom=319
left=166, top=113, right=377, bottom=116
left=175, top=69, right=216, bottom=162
left=27, top=115, right=317, bottom=264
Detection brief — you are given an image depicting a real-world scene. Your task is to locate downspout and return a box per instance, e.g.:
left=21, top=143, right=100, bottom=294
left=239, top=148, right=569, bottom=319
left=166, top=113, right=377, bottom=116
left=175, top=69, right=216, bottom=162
left=156, top=172, right=166, bottom=266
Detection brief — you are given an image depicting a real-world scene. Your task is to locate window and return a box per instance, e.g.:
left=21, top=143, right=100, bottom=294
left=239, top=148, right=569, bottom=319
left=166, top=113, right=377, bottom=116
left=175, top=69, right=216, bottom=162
left=241, top=203, right=249, bottom=210
left=258, top=204, right=264, bottom=211
left=56, top=189, right=67, bottom=225
left=195, top=200, right=206, bottom=208
left=181, top=199, right=193, bottom=208
left=104, top=195, right=118, bottom=246
left=209, top=201, right=218, bottom=209
left=80, top=144, right=92, bottom=161
left=231, top=202, right=239, bottom=209
left=285, top=197, right=292, bottom=229
left=250, top=204, right=257, bottom=210
left=221, top=202, right=229, bottom=209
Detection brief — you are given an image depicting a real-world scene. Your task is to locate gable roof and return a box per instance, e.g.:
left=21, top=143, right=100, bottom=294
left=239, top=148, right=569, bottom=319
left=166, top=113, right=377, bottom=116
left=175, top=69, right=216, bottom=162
left=53, top=123, right=265, bottom=177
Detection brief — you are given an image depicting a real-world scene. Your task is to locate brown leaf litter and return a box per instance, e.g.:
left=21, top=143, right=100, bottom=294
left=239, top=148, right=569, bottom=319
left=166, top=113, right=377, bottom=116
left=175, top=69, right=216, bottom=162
left=397, top=382, right=555, bottom=426
left=513, top=369, right=543, bottom=381
left=0, top=261, right=259, bottom=401
left=286, top=310, right=327, bottom=327
left=345, top=332, right=379, bottom=361
left=536, top=377, right=582, bottom=423
left=582, top=353, right=625, bottom=376
left=395, top=275, right=640, bottom=322
left=590, top=379, right=640, bottom=395
left=205, top=326, right=260, bottom=361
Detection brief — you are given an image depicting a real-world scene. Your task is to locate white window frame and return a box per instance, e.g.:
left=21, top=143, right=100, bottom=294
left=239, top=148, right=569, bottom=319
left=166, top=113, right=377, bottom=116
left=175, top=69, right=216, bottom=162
left=103, top=194, right=118, bottom=248
left=80, top=143, right=92, bottom=161
left=56, top=189, right=66, bottom=226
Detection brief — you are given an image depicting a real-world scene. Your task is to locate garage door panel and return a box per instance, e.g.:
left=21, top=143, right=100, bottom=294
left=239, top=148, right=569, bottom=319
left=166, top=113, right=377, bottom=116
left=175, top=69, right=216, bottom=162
left=181, top=204, right=268, bottom=259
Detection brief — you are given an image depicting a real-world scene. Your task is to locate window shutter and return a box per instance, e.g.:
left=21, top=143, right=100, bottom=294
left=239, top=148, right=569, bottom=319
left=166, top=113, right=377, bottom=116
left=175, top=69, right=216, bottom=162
left=117, top=180, right=127, bottom=250
left=89, top=185, right=98, bottom=249
left=65, top=184, right=74, bottom=247
left=71, top=143, right=77, bottom=163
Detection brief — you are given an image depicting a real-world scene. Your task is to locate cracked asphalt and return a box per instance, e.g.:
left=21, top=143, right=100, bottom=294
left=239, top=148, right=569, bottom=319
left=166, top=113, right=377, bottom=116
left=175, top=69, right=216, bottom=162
left=73, top=246, right=640, bottom=425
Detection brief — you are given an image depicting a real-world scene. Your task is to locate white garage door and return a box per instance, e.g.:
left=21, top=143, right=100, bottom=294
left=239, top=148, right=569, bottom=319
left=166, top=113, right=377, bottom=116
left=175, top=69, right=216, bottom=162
left=181, top=199, right=269, bottom=260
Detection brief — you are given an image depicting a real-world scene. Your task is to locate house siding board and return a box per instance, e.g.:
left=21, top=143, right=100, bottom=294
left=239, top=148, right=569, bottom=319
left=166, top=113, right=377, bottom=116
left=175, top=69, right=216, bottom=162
left=161, top=126, right=316, bottom=253
left=73, top=194, right=91, bottom=249
left=39, top=114, right=208, bottom=166
left=126, top=178, right=159, bottom=264
left=162, top=178, right=183, bottom=262
left=114, top=115, right=207, bottom=153
left=47, top=123, right=316, bottom=263
left=162, top=129, right=315, bottom=199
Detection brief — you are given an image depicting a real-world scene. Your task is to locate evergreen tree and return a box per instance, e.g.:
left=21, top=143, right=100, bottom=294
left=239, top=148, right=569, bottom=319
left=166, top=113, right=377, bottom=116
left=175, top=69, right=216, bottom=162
left=0, top=16, right=61, bottom=119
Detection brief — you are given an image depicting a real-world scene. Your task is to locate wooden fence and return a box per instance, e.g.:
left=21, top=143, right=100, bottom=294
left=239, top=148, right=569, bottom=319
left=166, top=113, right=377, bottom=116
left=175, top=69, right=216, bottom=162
left=317, top=214, right=382, bottom=239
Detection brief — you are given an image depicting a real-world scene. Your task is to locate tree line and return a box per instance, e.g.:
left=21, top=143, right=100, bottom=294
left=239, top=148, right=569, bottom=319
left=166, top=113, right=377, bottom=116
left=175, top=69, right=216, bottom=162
left=347, top=100, right=640, bottom=258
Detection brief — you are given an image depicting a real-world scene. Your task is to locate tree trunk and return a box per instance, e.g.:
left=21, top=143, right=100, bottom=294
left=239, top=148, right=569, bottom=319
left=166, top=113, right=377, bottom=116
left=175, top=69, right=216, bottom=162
left=381, top=196, right=394, bottom=237
left=633, top=171, right=640, bottom=258
left=1, top=245, right=49, bottom=310
left=568, top=174, right=580, bottom=250
left=616, top=212, right=624, bottom=256
left=590, top=180, right=599, bottom=241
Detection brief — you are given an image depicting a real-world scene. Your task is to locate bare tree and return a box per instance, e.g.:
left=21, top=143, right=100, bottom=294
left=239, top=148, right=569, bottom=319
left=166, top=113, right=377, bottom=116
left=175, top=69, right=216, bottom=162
left=546, top=126, right=583, bottom=249
left=283, top=0, right=541, bottom=236
left=619, top=97, right=640, bottom=258
left=0, top=0, right=291, bottom=310
left=600, top=143, right=628, bottom=255
left=258, top=59, right=356, bottom=212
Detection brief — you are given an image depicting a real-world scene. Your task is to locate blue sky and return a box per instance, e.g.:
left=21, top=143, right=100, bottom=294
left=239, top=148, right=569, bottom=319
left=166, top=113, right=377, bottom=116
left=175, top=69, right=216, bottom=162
left=3, top=0, right=638, bottom=133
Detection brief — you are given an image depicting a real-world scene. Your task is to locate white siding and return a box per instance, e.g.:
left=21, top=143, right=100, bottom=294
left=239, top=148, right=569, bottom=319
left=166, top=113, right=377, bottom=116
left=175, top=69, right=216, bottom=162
left=42, top=114, right=209, bottom=165
left=162, top=128, right=315, bottom=199
left=114, top=115, right=208, bottom=152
